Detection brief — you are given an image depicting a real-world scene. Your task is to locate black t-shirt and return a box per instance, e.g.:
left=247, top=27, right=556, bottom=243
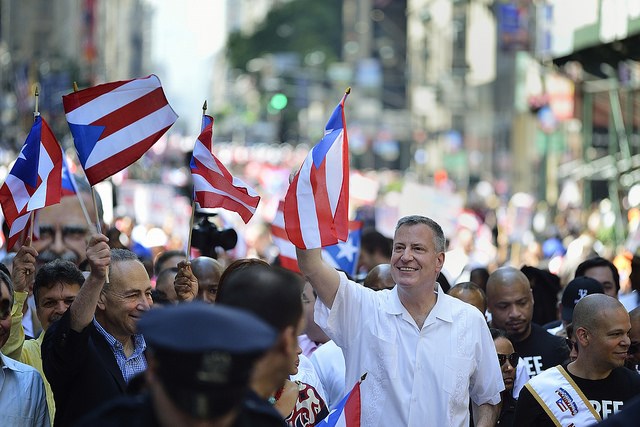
left=513, top=323, right=570, bottom=377
left=514, top=366, right=640, bottom=426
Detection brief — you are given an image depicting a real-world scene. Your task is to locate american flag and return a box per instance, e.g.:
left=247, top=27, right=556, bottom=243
left=0, top=116, right=63, bottom=249
left=284, top=89, right=350, bottom=249
left=190, top=116, right=260, bottom=223
left=62, top=74, right=178, bottom=185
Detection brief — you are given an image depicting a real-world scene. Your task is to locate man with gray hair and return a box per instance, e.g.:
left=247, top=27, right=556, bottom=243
left=43, top=234, right=153, bottom=426
left=296, top=215, right=504, bottom=426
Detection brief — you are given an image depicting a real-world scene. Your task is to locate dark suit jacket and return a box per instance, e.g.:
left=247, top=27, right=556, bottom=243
left=42, top=309, right=128, bottom=427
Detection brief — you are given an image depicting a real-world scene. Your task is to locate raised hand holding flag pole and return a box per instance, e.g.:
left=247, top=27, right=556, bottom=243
left=284, top=88, right=350, bottom=249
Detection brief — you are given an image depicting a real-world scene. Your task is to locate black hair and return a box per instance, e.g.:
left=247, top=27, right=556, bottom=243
left=217, top=265, right=304, bottom=332
left=575, top=256, right=620, bottom=293
left=34, top=259, right=85, bottom=308
left=490, top=327, right=508, bottom=341
left=154, top=250, right=186, bottom=276
left=360, top=229, right=392, bottom=258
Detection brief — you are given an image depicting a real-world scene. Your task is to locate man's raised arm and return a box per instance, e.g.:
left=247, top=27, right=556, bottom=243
left=295, top=248, right=340, bottom=308
left=69, top=234, right=110, bottom=332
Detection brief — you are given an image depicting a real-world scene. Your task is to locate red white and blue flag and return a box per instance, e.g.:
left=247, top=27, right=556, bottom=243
left=271, top=200, right=300, bottom=272
left=0, top=116, right=63, bottom=249
left=190, top=115, right=260, bottom=223
left=62, top=74, right=178, bottom=185
left=61, top=156, right=79, bottom=196
left=322, top=221, right=362, bottom=277
left=284, top=90, right=350, bottom=249
left=316, top=377, right=362, bottom=427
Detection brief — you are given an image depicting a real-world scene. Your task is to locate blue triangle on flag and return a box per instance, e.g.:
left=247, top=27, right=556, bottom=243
left=68, top=123, right=105, bottom=167
left=12, top=117, right=43, bottom=188
left=323, top=226, right=362, bottom=277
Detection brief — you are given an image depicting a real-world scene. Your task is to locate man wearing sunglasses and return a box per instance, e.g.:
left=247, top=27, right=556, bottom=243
left=514, top=294, right=640, bottom=425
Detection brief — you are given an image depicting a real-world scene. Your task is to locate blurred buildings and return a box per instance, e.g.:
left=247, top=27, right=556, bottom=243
left=0, top=0, right=152, bottom=151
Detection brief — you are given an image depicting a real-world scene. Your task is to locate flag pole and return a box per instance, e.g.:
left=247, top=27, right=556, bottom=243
left=27, top=86, right=40, bottom=245
left=68, top=82, right=94, bottom=230
left=74, top=81, right=108, bottom=282
left=186, top=100, right=208, bottom=261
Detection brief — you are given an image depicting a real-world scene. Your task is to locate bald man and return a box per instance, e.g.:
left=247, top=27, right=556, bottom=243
left=515, top=295, right=640, bottom=425
left=173, top=257, right=223, bottom=303
left=362, top=264, right=395, bottom=291
left=448, top=282, right=487, bottom=314
left=487, top=267, right=569, bottom=377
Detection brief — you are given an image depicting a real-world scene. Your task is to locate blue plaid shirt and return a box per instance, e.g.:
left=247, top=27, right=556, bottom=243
left=93, top=319, right=147, bottom=384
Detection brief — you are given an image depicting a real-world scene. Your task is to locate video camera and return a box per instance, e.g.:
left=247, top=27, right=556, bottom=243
left=190, top=211, right=237, bottom=259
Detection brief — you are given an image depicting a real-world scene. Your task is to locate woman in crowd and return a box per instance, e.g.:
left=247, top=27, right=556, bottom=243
left=491, top=328, right=519, bottom=426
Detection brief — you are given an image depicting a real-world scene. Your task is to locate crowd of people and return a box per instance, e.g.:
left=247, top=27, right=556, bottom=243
left=2, top=187, right=640, bottom=426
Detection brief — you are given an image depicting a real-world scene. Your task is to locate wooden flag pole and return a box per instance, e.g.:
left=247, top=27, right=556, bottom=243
left=186, top=100, right=209, bottom=261
left=73, top=81, right=108, bottom=282
left=68, top=82, right=93, bottom=230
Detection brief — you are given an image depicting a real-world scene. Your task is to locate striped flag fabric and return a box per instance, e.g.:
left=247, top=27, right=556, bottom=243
left=284, top=90, right=350, bottom=249
left=62, top=74, right=178, bottom=185
left=316, top=377, right=363, bottom=427
left=271, top=200, right=300, bottom=272
left=190, top=115, right=260, bottom=223
left=0, top=115, right=63, bottom=249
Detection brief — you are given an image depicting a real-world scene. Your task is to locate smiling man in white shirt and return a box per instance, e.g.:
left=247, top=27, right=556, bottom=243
left=297, top=215, right=504, bottom=426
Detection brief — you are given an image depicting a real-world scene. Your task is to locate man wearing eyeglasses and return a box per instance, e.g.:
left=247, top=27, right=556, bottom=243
left=514, top=294, right=640, bottom=425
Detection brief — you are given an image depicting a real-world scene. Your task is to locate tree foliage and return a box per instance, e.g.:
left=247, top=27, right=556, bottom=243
left=227, top=0, right=343, bottom=71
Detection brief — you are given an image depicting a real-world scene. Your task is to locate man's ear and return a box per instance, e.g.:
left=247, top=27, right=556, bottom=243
left=575, top=327, right=589, bottom=347
left=97, top=291, right=107, bottom=311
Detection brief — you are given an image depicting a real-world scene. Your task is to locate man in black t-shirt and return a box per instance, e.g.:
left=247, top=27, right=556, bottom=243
left=514, top=294, right=640, bottom=426
left=487, top=267, right=570, bottom=377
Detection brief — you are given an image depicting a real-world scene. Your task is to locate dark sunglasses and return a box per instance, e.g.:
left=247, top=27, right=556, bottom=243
left=497, top=353, right=519, bottom=368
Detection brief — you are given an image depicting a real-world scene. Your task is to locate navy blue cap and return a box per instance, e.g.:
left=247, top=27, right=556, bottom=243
left=138, top=302, right=277, bottom=419
left=139, top=301, right=276, bottom=354
left=561, top=276, right=604, bottom=322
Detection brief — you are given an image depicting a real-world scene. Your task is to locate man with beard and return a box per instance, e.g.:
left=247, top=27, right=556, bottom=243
left=487, top=267, right=569, bottom=378
left=1, top=241, right=85, bottom=423
left=515, top=295, right=640, bottom=425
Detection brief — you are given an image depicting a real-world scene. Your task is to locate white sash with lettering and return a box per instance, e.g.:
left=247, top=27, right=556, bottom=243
left=525, top=365, right=601, bottom=427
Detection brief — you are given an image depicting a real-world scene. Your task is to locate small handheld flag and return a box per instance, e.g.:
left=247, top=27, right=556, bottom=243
left=190, top=115, right=260, bottom=223
left=316, top=374, right=365, bottom=427
left=284, top=89, right=351, bottom=249
left=0, top=116, right=63, bottom=249
left=62, top=74, right=178, bottom=185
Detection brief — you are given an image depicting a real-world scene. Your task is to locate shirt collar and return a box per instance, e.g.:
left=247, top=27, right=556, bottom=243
left=93, top=318, right=146, bottom=354
left=384, top=283, right=454, bottom=324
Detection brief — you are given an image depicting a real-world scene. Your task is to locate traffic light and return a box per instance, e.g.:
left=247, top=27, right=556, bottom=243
left=268, top=93, right=288, bottom=112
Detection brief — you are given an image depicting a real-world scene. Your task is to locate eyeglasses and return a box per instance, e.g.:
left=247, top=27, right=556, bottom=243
left=497, top=353, right=519, bottom=368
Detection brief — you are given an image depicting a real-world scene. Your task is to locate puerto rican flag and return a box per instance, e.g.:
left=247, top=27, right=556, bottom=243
left=61, top=156, right=79, bottom=196
left=62, top=74, right=178, bottom=185
left=284, top=89, right=350, bottom=249
left=322, top=221, right=362, bottom=277
left=190, top=115, right=260, bottom=223
left=271, top=200, right=300, bottom=272
left=316, top=377, right=363, bottom=427
left=0, top=116, right=63, bottom=249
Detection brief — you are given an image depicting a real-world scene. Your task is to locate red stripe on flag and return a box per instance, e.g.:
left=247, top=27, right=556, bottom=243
left=191, top=160, right=260, bottom=206
left=344, top=381, right=362, bottom=426
left=194, top=191, right=256, bottom=223
left=62, top=79, right=131, bottom=112
left=271, top=225, right=290, bottom=241
left=83, top=125, right=172, bottom=184
left=310, top=159, right=337, bottom=247
left=283, top=173, right=304, bottom=247
left=91, top=87, right=166, bottom=139
left=279, top=255, right=300, bottom=273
